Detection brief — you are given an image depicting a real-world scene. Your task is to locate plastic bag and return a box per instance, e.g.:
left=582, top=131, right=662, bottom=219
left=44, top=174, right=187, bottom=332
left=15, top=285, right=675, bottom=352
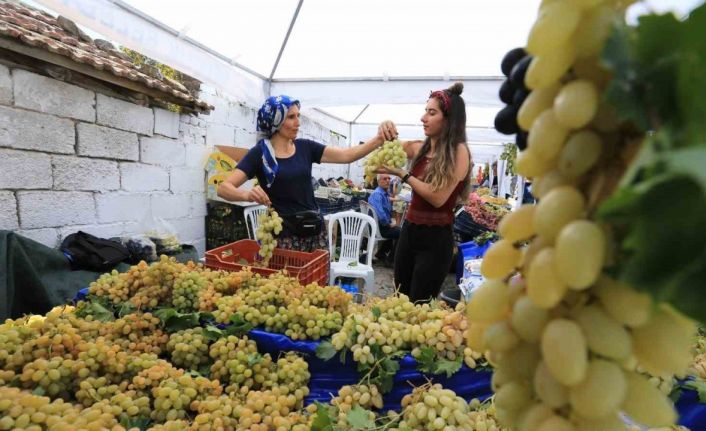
left=138, top=214, right=183, bottom=255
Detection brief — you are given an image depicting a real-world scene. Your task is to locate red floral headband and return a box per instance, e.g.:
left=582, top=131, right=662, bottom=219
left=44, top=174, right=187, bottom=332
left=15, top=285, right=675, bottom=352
left=429, top=90, right=451, bottom=113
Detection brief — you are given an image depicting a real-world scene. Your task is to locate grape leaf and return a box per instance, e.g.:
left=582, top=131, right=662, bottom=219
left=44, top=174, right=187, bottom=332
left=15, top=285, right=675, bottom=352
left=224, top=312, right=253, bottom=336
left=120, top=416, right=151, bottom=431
left=435, top=357, right=463, bottom=378
left=415, top=346, right=437, bottom=374
left=315, top=340, right=338, bottom=361
left=346, top=406, right=375, bottom=430
left=32, top=387, right=46, bottom=396
left=202, top=325, right=224, bottom=342
left=311, top=402, right=335, bottom=431
left=371, top=307, right=381, bottom=319
left=683, top=379, right=706, bottom=404
left=247, top=352, right=263, bottom=367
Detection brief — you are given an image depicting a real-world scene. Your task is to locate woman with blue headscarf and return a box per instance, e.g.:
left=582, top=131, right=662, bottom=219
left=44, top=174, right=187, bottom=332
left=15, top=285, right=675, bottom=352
left=218, top=95, right=397, bottom=252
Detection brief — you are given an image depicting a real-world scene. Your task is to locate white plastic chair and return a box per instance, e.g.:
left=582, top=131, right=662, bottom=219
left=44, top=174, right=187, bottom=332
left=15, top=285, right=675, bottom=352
left=327, top=211, right=377, bottom=292
left=359, top=200, right=390, bottom=253
left=243, top=205, right=268, bottom=240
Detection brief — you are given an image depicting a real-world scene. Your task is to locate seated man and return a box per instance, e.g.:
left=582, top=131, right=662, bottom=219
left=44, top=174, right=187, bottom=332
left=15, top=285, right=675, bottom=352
left=367, top=174, right=401, bottom=264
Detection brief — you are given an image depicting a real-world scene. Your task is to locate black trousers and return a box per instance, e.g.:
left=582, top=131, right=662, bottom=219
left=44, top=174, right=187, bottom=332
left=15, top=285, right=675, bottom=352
left=393, top=222, right=454, bottom=303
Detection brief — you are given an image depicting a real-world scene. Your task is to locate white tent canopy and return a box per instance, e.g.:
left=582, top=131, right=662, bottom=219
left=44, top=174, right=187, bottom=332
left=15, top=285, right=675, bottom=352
left=32, top=0, right=702, bottom=154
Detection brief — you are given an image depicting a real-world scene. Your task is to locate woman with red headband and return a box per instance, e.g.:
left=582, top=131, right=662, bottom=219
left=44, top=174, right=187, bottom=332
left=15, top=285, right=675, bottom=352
left=376, top=82, right=472, bottom=303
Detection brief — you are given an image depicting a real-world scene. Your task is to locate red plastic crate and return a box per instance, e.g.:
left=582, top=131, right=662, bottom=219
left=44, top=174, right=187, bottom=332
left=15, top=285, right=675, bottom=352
left=204, top=239, right=329, bottom=285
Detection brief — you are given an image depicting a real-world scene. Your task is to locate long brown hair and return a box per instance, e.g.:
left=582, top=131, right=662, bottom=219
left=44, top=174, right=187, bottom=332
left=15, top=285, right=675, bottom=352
left=410, top=82, right=471, bottom=201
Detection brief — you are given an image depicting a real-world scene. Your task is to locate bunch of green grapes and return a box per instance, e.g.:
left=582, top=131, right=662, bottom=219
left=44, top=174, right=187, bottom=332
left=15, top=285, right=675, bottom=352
left=212, top=295, right=246, bottom=324
left=233, top=385, right=310, bottom=430
left=269, top=353, right=310, bottom=393
left=364, top=139, right=407, bottom=184
left=172, top=271, right=207, bottom=311
left=129, top=359, right=184, bottom=398
left=166, top=327, right=212, bottom=370
left=209, top=335, right=270, bottom=391
left=150, top=374, right=222, bottom=423
left=103, top=311, right=168, bottom=356
left=467, top=1, right=696, bottom=428
left=466, top=398, right=505, bottom=431
left=256, top=208, right=283, bottom=266
left=281, top=299, right=344, bottom=340
left=88, top=269, right=132, bottom=304
left=331, top=384, right=383, bottom=413
left=19, top=356, right=77, bottom=398
left=75, top=376, right=126, bottom=406
left=0, top=317, right=45, bottom=373
left=393, top=383, right=475, bottom=431
left=197, top=285, right=223, bottom=312
left=333, top=313, right=408, bottom=365
left=190, top=394, right=240, bottom=430
left=107, top=390, right=151, bottom=421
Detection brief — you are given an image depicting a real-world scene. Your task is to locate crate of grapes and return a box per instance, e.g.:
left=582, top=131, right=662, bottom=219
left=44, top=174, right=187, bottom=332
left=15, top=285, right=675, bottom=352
left=205, top=239, right=329, bottom=285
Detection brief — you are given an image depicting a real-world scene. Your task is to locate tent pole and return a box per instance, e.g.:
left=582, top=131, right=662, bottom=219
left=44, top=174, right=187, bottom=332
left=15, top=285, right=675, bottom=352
left=270, top=0, right=304, bottom=80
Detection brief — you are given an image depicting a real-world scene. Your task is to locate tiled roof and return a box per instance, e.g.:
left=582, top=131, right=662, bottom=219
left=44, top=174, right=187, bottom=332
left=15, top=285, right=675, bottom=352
left=0, top=1, right=213, bottom=112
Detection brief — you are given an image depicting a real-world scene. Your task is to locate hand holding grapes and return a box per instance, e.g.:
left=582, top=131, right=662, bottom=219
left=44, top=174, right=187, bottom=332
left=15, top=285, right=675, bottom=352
left=377, top=120, right=398, bottom=142
left=247, top=185, right=271, bottom=206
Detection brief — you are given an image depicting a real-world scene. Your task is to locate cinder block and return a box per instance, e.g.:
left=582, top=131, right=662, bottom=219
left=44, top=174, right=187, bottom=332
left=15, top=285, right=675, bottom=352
left=153, top=108, right=180, bottom=138
left=206, top=123, right=235, bottom=146
left=95, top=192, right=151, bottom=223
left=151, top=193, right=191, bottom=220
left=167, top=216, right=205, bottom=244
left=0, top=191, right=18, bottom=230
left=140, top=137, right=186, bottom=167
left=0, top=106, right=74, bottom=154
left=17, top=228, right=59, bottom=248
left=169, top=167, right=205, bottom=193
left=0, top=64, right=11, bottom=105
left=184, top=143, right=211, bottom=169
left=17, top=191, right=96, bottom=229
left=96, top=94, right=153, bottom=135
left=190, top=193, right=207, bottom=217
left=52, top=155, right=120, bottom=191
left=13, top=69, right=95, bottom=121
left=0, top=149, right=52, bottom=189
left=77, top=123, right=139, bottom=161
left=120, top=163, right=169, bottom=192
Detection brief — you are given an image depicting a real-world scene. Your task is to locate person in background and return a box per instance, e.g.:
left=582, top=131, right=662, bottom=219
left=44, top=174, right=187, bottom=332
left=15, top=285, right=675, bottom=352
left=218, top=95, right=398, bottom=251
left=375, top=82, right=471, bottom=303
left=367, top=173, right=400, bottom=265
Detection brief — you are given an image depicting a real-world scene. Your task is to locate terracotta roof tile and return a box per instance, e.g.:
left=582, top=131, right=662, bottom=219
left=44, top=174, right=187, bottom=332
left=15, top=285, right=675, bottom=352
left=0, top=1, right=213, bottom=112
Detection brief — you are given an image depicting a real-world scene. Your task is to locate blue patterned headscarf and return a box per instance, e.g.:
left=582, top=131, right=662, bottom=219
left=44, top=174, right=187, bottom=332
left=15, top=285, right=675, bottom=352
left=256, top=95, right=300, bottom=138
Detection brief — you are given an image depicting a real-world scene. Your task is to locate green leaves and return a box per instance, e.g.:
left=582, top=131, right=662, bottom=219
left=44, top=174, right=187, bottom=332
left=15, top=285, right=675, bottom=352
left=153, top=308, right=200, bottom=333
left=224, top=313, right=254, bottom=336
left=346, top=406, right=375, bottom=430
left=683, top=379, right=706, bottom=404
left=315, top=340, right=338, bottom=361
left=598, top=3, right=706, bottom=324
left=310, top=402, right=336, bottom=431
left=415, top=346, right=463, bottom=377
left=119, top=416, right=151, bottom=431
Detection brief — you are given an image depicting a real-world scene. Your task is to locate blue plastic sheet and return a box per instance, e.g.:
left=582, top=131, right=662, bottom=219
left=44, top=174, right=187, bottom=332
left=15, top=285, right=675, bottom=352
left=677, top=387, right=706, bottom=430
left=244, top=330, right=493, bottom=409
left=456, top=241, right=493, bottom=284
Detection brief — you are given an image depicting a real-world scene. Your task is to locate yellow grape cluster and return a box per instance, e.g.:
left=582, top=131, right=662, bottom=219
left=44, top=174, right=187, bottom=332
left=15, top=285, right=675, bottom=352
left=391, top=383, right=477, bottom=431
left=166, top=327, right=211, bottom=370
left=150, top=374, right=223, bottom=423
left=103, top=312, right=168, bottom=356
left=467, top=1, right=697, bottom=429
left=172, top=271, right=208, bottom=312
left=364, top=139, right=407, bottom=184
left=331, top=384, right=384, bottom=412
left=256, top=208, right=283, bottom=266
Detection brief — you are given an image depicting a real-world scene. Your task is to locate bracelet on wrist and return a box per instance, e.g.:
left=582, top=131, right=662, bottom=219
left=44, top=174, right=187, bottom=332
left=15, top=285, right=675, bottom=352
left=401, top=172, right=412, bottom=183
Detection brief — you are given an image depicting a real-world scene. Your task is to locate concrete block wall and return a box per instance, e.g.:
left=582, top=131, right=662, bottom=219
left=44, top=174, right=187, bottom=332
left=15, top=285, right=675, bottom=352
left=0, top=66, right=208, bottom=255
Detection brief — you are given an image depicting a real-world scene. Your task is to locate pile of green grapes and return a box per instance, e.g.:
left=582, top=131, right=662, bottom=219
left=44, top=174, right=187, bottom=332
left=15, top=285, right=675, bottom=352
left=364, top=139, right=408, bottom=184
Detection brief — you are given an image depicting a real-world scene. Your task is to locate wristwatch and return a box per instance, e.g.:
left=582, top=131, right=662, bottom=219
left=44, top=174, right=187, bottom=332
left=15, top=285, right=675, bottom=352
left=401, top=172, right=412, bottom=183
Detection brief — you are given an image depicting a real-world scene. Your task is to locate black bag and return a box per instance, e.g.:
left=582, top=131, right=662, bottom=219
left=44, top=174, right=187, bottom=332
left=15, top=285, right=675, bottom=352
left=281, top=210, right=323, bottom=237
left=60, top=231, right=130, bottom=271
